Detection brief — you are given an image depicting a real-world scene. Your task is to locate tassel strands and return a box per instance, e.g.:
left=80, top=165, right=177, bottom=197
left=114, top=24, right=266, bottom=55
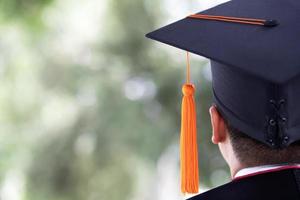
left=180, top=52, right=199, bottom=194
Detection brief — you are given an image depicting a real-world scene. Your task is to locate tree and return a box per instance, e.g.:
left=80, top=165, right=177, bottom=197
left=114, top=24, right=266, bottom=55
left=0, top=0, right=229, bottom=199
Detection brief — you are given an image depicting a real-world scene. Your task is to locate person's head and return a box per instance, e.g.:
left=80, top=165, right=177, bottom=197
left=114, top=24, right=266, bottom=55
left=209, top=105, right=300, bottom=176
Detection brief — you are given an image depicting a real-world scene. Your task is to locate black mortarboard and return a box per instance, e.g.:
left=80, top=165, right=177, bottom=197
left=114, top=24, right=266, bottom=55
left=146, top=0, right=300, bottom=194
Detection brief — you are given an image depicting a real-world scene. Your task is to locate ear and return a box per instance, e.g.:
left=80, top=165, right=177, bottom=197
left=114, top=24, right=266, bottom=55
left=209, top=105, right=227, bottom=144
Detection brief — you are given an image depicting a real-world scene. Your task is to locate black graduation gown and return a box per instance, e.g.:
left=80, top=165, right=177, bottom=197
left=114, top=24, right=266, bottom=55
left=189, top=168, right=300, bottom=200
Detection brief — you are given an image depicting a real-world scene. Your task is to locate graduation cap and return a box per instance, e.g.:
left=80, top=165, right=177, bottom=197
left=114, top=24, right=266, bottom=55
left=146, top=0, right=300, bottom=194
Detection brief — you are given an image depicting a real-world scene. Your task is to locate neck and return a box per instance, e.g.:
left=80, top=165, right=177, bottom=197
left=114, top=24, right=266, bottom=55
left=230, top=163, right=245, bottom=178
left=226, top=150, right=245, bottom=178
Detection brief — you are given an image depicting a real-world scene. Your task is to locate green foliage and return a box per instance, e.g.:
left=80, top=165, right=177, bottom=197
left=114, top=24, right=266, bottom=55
left=0, top=0, right=53, bottom=18
left=0, top=0, right=229, bottom=199
left=0, top=0, right=53, bottom=29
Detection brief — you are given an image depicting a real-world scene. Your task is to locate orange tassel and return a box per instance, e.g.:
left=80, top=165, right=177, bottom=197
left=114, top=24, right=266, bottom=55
left=180, top=52, right=199, bottom=194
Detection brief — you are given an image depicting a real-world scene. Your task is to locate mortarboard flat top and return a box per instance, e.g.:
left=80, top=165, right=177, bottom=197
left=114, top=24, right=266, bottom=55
left=146, top=0, right=300, bottom=148
left=146, top=0, right=300, bottom=84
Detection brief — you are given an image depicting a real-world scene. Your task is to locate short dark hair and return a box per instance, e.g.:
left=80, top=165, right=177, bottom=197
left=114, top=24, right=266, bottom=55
left=217, top=108, right=300, bottom=166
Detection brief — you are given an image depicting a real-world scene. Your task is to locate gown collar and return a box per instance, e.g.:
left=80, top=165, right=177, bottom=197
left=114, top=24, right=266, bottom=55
left=233, top=163, right=300, bottom=181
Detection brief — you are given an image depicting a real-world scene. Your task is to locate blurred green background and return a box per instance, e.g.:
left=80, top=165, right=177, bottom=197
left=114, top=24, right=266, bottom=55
left=0, top=0, right=230, bottom=199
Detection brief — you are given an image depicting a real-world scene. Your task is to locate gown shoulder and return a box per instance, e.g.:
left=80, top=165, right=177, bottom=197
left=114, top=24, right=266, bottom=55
left=189, top=169, right=300, bottom=200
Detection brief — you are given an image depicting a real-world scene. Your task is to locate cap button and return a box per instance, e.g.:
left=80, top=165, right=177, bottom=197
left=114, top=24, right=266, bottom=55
left=263, top=19, right=279, bottom=27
